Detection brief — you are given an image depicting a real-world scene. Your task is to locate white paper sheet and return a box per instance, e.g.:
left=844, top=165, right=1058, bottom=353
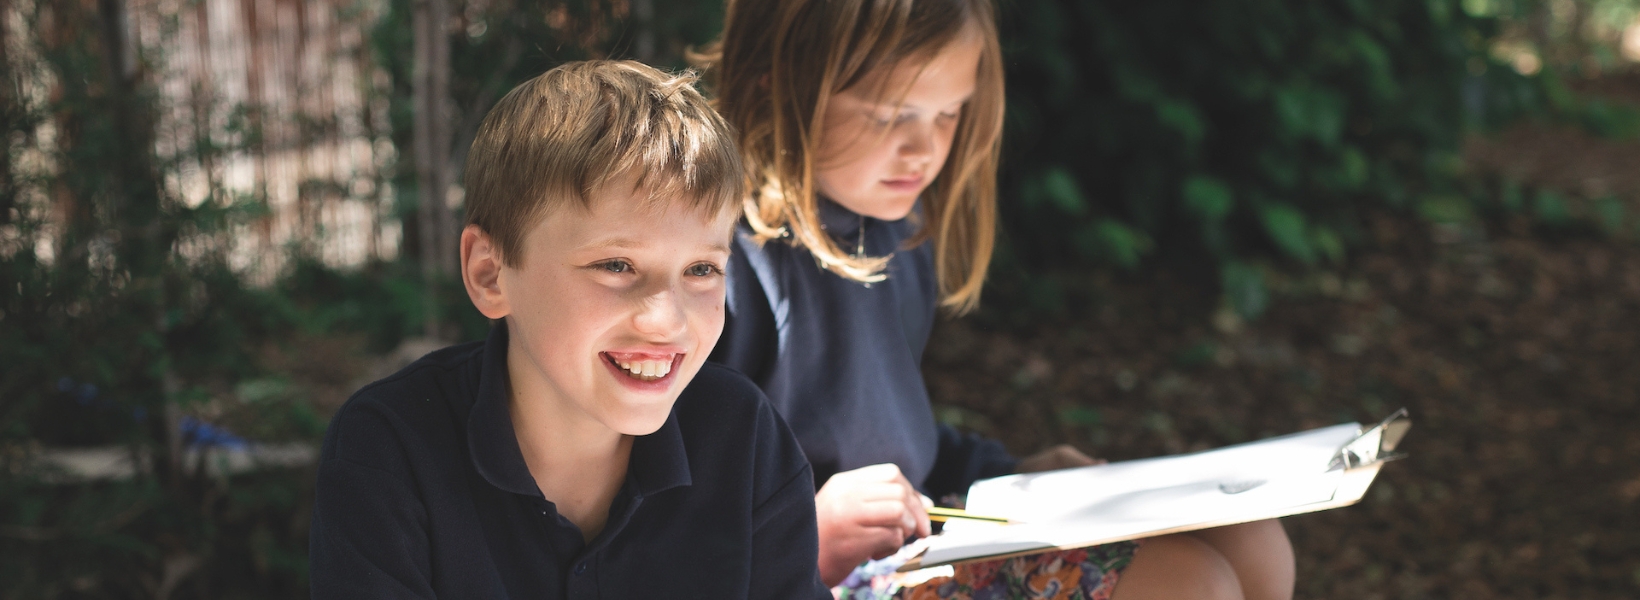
left=921, top=423, right=1366, bottom=567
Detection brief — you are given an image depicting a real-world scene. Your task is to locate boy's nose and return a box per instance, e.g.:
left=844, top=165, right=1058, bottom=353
left=631, top=287, right=688, bottom=338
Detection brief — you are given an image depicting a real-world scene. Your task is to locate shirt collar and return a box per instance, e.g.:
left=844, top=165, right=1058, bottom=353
left=467, top=320, right=692, bottom=499
left=817, top=196, right=928, bottom=246
left=817, top=196, right=864, bottom=240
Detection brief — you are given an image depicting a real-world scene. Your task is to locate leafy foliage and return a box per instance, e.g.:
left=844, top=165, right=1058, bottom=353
left=3, top=0, right=1631, bottom=595
left=1, top=2, right=315, bottom=596
left=992, top=0, right=1555, bottom=317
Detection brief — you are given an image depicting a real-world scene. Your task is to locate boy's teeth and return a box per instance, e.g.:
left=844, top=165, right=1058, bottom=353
left=614, top=356, right=673, bottom=380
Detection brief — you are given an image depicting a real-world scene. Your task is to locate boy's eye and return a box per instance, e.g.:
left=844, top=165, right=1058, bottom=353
left=686, top=263, right=722, bottom=277
left=598, top=260, right=633, bottom=274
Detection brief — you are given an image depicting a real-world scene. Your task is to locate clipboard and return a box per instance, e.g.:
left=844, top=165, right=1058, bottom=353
left=897, top=410, right=1411, bottom=572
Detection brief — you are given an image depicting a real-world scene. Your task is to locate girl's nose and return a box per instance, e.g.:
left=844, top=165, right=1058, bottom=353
left=897, top=118, right=936, bottom=161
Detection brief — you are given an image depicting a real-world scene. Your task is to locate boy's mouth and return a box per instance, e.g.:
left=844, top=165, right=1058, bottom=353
left=601, top=352, right=683, bottom=383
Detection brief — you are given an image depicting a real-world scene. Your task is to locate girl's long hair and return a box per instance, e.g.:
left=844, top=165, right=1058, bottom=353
left=695, top=0, right=1003, bottom=315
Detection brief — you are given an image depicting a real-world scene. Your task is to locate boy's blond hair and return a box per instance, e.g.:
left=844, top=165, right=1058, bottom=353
left=464, top=60, right=744, bottom=266
left=696, top=0, right=1004, bottom=315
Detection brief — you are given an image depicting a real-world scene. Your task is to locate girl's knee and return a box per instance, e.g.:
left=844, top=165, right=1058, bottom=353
left=1189, top=520, right=1296, bottom=600
left=1230, top=519, right=1293, bottom=550
left=1113, top=534, right=1242, bottom=600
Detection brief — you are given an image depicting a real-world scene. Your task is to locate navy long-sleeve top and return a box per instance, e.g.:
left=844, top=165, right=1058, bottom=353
left=310, top=321, right=830, bottom=599
left=710, top=199, right=1018, bottom=500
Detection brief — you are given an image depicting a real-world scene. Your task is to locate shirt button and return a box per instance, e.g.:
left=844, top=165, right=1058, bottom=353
left=574, top=562, right=588, bottom=575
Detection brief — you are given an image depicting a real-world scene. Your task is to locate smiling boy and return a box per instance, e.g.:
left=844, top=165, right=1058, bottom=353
left=309, top=61, right=829, bottom=599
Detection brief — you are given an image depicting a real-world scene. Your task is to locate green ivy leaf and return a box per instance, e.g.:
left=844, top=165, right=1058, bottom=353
left=1175, top=341, right=1218, bottom=368
left=1259, top=203, right=1317, bottom=264
left=1312, top=226, right=1346, bottom=265
left=1182, top=176, right=1234, bottom=221
left=1429, top=0, right=1454, bottom=26
left=1340, top=147, right=1369, bottom=189
left=1533, top=190, right=1570, bottom=225
left=1042, top=168, right=1088, bottom=217
left=1155, top=98, right=1206, bottom=146
left=1274, top=87, right=1308, bottom=137
left=1094, top=219, right=1153, bottom=269
left=1580, top=99, right=1640, bottom=140
left=1058, top=406, right=1103, bottom=427
left=1348, top=31, right=1400, bottom=98
left=1113, top=63, right=1162, bottom=102
left=1500, top=180, right=1525, bottom=212
left=1418, top=194, right=1474, bottom=223
left=1461, top=0, right=1500, bottom=17
left=1273, top=85, right=1345, bottom=146
left=1222, top=261, right=1270, bottom=320
left=1596, top=196, right=1626, bottom=236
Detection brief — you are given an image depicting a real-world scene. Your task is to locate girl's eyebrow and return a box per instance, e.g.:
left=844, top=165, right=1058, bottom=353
left=864, top=92, right=975, bottom=113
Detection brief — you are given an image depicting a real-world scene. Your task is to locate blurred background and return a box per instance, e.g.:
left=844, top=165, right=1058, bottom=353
left=2, top=0, right=1638, bottom=597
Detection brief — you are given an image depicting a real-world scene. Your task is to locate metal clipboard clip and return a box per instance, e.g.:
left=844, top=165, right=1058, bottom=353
left=1328, top=408, right=1412, bottom=471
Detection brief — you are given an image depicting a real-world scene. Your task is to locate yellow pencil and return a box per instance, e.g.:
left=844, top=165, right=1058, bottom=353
left=926, top=507, right=1015, bottom=524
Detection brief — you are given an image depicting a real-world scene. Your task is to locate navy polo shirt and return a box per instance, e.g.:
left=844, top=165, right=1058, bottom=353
left=310, top=322, right=829, bottom=599
left=710, top=199, right=1018, bottom=501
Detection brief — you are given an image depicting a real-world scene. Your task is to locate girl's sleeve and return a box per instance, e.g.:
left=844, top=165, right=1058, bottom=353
left=922, top=424, right=1019, bottom=501
left=309, top=407, right=437, bottom=600
left=709, top=233, right=780, bottom=384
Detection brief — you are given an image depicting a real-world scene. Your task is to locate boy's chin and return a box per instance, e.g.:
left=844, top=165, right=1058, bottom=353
left=599, top=402, right=678, bottom=437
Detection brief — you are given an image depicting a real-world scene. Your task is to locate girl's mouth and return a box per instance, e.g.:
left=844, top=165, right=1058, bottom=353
left=881, top=175, right=924, bottom=192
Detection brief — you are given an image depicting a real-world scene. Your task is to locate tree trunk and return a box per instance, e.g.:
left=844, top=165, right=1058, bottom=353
left=413, top=0, right=452, bottom=339
left=632, top=0, right=655, bottom=64
left=447, top=32, right=523, bottom=188
left=96, top=0, right=184, bottom=489
left=0, top=0, right=12, bottom=226
left=431, top=0, right=455, bottom=276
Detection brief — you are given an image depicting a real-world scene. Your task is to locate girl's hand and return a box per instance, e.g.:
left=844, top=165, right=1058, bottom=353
left=813, top=463, right=932, bottom=586
left=1016, top=444, right=1103, bottom=473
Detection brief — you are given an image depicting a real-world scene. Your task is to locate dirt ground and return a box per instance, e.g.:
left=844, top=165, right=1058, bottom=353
left=922, top=87, right=1640, bottom=597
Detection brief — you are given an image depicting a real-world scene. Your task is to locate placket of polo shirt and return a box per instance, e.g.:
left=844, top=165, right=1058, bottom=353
left=531, top=497, right=588, bottom=580
left=564, top=492, right=646, bottom=597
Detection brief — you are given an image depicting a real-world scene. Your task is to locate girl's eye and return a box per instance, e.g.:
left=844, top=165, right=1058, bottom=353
left=686, top=263, right=722, bottom=277
left=599, top=260, right=633, bottom=274
left=869, top=110, right=907, bottom=126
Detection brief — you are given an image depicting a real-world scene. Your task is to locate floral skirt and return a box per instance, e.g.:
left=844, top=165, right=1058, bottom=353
left=834, top=540, right=1141, bottom=600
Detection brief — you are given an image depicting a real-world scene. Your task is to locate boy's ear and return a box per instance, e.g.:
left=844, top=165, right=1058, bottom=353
left=461, top=224, right=510, bottom=320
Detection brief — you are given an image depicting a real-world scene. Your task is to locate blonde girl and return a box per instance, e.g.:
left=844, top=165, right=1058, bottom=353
left=701, top=0, right=1295, bottom=597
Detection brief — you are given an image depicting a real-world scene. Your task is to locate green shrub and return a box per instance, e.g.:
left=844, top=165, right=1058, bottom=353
left=993, top=0, right=1548, bottom=316
left=0, top=2, right=319, bottom=595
